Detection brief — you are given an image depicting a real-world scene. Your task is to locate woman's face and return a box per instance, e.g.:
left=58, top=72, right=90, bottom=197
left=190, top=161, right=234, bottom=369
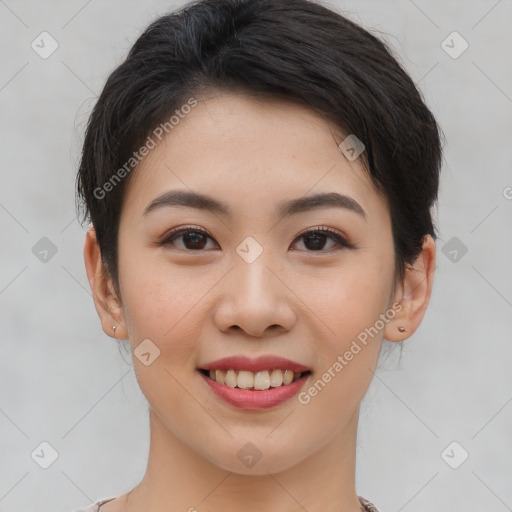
left=113, top=91, right=401, bottom=474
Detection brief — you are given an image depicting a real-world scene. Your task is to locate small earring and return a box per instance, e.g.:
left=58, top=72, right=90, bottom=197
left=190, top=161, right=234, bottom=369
left=112, top=325, right=116, bottom=334
left=398, top=326, right=406, bottom=332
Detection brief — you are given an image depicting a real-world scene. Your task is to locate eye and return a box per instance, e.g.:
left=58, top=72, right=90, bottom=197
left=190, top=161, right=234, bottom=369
left=158, top=225, right=217, bottom=251
left=291, top=226, right=353, bottom=252
left=158, top=225, right=353, bottom=252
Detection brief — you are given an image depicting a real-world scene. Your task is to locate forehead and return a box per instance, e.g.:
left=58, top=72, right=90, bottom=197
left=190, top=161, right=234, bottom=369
left=122, top=91, right=388, bottom=224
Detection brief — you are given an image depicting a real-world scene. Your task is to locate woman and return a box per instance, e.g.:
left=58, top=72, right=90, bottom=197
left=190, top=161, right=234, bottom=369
left=73, top=0, right=442, bottom=510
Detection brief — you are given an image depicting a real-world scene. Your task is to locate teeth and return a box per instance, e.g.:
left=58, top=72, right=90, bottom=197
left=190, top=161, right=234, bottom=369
left=215, top=369, right=225, bottom=385
left=206, top=369, right=306, bottom=390
left=254, top=371, right=271, bottom=390
left=225, top=369, right=237, bottom=388
left=237, top=370, right=254, bottom=389
left=283, top=369, right=294, bottom=385
left=269, top=369, right=283, bottom=387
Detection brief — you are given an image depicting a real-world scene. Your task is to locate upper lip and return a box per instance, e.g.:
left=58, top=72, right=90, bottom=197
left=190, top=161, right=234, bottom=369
left=200, top=355, right=310, bottom=373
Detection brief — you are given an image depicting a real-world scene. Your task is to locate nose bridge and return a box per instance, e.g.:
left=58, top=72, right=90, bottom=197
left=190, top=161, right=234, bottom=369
left=232, top=239, right=279, bottom=303
left=213, top=238, right=295, bottom=336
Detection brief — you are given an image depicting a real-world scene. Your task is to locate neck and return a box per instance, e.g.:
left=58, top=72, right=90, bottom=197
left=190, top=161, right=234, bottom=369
left=123, top=407, right=364, bottom=512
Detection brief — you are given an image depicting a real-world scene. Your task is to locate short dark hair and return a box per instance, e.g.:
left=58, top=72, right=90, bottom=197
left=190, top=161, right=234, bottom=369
left=76, top=0, right=443, bottom=298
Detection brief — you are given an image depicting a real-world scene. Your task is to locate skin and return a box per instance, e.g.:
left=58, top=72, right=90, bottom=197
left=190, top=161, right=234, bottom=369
left=84, top=91, right=436, bottom=512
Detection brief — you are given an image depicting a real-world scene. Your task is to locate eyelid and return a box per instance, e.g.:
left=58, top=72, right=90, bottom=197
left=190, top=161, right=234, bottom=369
left=293, top=225, right=353, bottom=249
left=160, top=224, right=211, bottom=239
left=158, top=224, right=354, bottom=250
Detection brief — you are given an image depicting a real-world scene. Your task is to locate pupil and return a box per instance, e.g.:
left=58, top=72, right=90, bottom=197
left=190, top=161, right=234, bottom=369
left=305, top=233, right=325, bottom=251
left=185, top=232, right=206, bottom=249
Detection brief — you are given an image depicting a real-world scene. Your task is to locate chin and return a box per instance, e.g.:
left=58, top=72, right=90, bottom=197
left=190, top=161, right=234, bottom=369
left=201, top=440, right=306, bottom=476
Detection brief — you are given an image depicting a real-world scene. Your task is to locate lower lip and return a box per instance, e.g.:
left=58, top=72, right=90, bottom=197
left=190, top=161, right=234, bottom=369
left=199, top=371, right=310, bottom=410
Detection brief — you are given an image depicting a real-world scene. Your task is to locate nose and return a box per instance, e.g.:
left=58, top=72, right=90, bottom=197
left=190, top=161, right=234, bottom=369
left=213, top=253, right=297, bottom=338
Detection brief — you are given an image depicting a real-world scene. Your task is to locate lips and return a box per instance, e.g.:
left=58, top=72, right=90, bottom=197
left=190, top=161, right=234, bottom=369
left=199, top=355, right=310, bottom=373
left=199, top=371, right=311, bottom=410
left=198, top=355, right=312, bottom=409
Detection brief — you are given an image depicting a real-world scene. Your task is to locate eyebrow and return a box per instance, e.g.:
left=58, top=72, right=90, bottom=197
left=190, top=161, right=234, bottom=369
left=143, top=190, right=367, bottom=221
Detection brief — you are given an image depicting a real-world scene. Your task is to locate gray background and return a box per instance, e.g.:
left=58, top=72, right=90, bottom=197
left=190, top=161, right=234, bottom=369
left=0, top=0, right=511, bottom=511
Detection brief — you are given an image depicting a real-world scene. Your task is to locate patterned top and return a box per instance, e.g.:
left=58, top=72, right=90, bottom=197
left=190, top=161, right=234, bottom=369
left=72, top=495, right=382, bottom=511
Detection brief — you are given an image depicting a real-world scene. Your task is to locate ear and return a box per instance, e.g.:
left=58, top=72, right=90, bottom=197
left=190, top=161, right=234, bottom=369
left=383, top=234, right=436, bottom=342
left=83, top=226, right=129, bottom=339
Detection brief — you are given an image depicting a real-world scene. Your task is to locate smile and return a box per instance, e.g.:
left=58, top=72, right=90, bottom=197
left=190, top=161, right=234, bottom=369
left=198, top=369, right=312, bottom=410
left=200, top=368, right=310, bottom=391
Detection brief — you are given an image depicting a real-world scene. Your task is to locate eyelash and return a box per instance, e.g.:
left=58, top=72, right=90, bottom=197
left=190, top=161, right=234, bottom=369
left=158, top=225, right=354, bottom=252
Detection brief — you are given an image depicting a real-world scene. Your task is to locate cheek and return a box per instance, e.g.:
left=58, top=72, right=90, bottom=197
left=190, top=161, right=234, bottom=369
left=119, top=251, right=213, bottom=362
left=305, top=255, right=393, bottom=341
left=298, top=255, right=392, bottom=411
left=297, top=264, right=389, bottom=417
left=118, top=262, right=205, bottom=415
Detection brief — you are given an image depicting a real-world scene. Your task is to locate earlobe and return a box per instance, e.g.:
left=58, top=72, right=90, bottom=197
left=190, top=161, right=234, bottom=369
left=83, top=227, right=129, bottom=339
left=384, top=234, right=436, bottom=342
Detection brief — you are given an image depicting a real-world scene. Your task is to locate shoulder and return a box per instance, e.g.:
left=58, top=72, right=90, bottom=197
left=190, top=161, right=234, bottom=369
left=70, top=496, right=119, bottom=512
left=358, top=495, right=383, bottom=512
left=72, top=495, right=378, bottom=512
